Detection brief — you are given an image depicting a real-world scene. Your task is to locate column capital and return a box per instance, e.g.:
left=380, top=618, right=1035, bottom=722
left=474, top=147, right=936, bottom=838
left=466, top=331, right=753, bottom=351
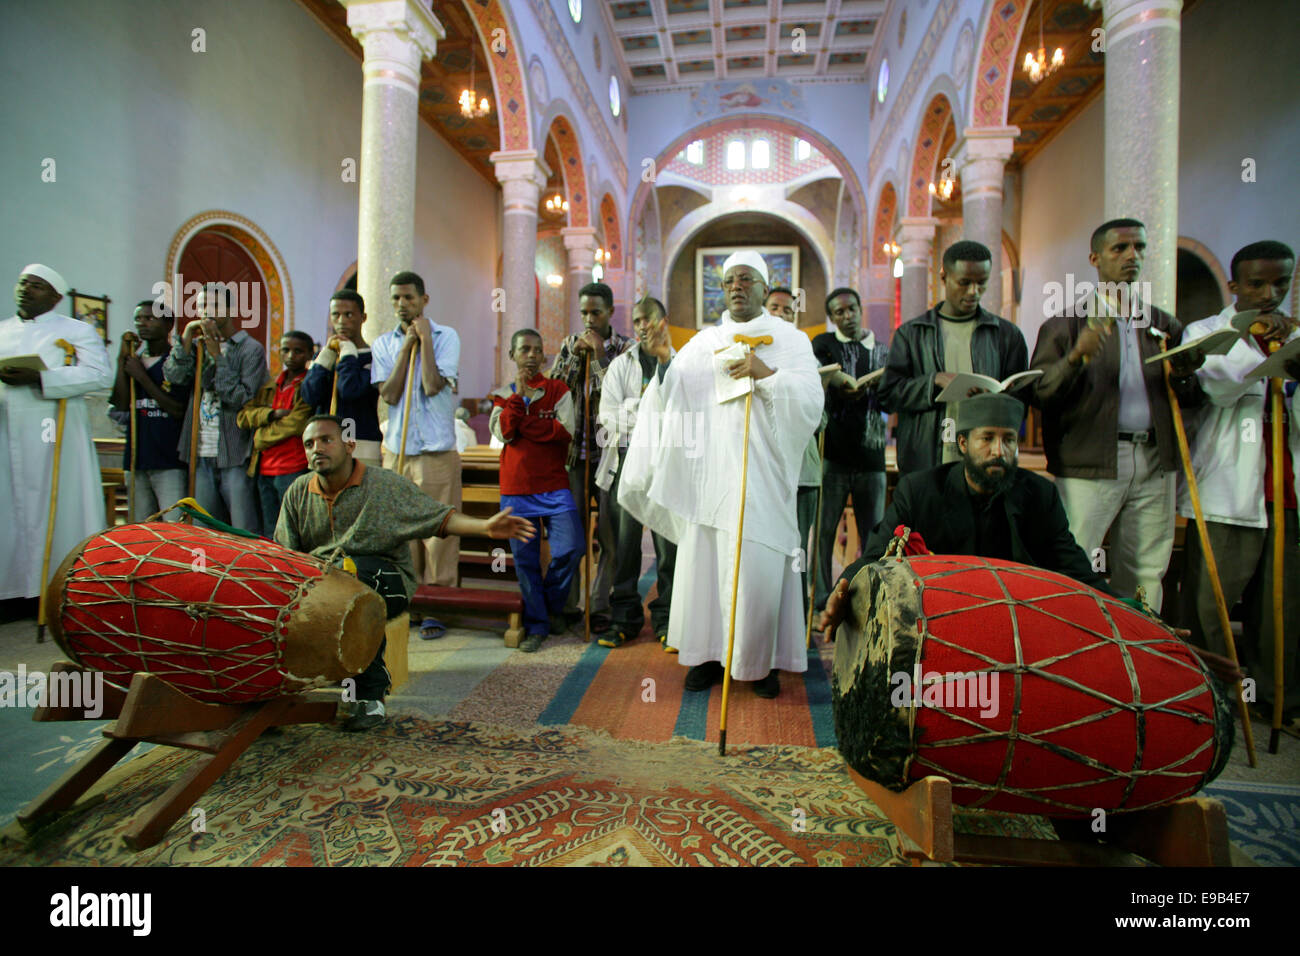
left=491, top=149, right=550, bottom=190
left=560, top=226, right=598, bottom=253
left=952, top=126, right=1019, bottom=167
left=899, top=217, right=939, bottom=241
left=1086, top=0, right=1182, bottom=44
left=342, top=0, right=444, bottom=85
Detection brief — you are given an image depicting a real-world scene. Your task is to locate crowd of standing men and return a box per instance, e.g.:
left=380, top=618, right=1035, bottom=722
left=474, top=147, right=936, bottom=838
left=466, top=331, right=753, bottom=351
left=1, top=221, right=1296, bottom=735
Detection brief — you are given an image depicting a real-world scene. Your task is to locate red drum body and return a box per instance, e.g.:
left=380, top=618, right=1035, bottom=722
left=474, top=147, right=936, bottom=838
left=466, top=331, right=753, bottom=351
left=47, top=523, right=387, bottom=704
left=832, top=555, right=1232, bottom=817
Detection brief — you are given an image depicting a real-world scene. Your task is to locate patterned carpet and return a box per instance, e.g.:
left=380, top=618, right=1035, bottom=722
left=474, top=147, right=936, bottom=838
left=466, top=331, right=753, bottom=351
left=1, top=714, right=1059, bottom=866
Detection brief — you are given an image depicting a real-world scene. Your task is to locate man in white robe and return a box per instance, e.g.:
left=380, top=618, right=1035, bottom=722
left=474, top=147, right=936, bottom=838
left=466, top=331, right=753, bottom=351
left=618, top=252, right=821, bottom=698
left=0, top=265, right=113, bottom=600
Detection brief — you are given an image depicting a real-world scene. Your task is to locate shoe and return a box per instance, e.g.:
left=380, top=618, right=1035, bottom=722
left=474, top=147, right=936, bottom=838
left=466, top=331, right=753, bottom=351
left=753, top=670, right=780, bottom=699
left=589, top=612, right=612, bottom=634
left=548, top=614, right=570, bottom=636
left=598, top=629, right=632, bottom=648
left=520, top=632, right=548, bottom=653
left=658, top=631, right=678, bottom=654
left=419, top=617, right=447, bottom=641
left=343, top=699, right=386, bottom=732
left=684, top=661, right=724, bottom=692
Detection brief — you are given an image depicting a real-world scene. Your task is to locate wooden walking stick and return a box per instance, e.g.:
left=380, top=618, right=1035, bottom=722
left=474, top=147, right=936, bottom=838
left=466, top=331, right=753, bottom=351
left=328, top=336, right=341, bottom=415
left=1158, top=337, right=1257, bottom=767
left=719, top=332, right=774, bottom=756
left=397, top=342, right=419, bottom=475
left=122, top=331, right=140, bottom=522
left=805, top=428, right=826, bottom=649
left=36, top=338, right=78, bottom=644
left=1256, top=331, right=1287, bottom=754
left=583, top=354, right=595, bottom=644
left=187, top=342, right=203, bottom=499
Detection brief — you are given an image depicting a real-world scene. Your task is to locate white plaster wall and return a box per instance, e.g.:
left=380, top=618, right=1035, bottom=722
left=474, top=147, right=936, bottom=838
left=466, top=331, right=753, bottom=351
left=0, top=0, right=501, bottom=397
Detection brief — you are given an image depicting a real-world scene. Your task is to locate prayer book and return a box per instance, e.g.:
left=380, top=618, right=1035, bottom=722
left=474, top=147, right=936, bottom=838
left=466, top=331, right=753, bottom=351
left=0, top=353, right=49, bottom=371
left=1143, top=309, right=1260, bottom=364
left=1247, top=337, right=1300, bottom=380
left=714, top=342, right=754, bottom=403
left=935, top=369, right=1043, bottom=403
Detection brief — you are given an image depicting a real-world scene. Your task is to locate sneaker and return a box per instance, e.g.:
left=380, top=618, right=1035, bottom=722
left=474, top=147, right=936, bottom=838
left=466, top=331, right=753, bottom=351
left=520, top=632, right=548, bottom=653
left=589, top=612, right=613, bottom=635
left=343, top=699, right=386, bottom=732
left=658, top=631, right=678, bottom=654
left=684, top=661, right=723, bottom=692
left=597, top=629, right=632, bottom=648
left=753, top=670, right=780, bottom=699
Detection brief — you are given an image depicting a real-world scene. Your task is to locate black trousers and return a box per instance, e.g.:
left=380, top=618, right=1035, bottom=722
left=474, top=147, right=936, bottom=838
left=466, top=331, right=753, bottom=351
left=609, top=462, right=677, bottom=634
left=349, top=555, right=409, bottom=701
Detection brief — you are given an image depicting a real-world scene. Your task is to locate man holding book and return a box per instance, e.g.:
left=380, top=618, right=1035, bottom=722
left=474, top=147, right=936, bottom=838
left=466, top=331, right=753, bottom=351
left=878, top=241, right=1028, bottom=475
left=810, top=287, right=889, bottom=615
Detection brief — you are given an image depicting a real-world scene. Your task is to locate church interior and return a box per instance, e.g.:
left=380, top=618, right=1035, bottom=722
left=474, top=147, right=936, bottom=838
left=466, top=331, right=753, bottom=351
left=1, top=0, right=1298, bottom=876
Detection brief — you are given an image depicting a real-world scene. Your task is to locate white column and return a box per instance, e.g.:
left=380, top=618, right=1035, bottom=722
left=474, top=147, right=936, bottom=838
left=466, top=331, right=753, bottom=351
left=491, top=149, right=548, bottom=380
left=899, top=217, right=939, bottom=321
left=953, top=126, right=1018, bottom=316
left=342, top=0, right=443, bottom=344
left=561, top=226, right=598, bottom=334
left=1087, top=0, right=1182, bottom=313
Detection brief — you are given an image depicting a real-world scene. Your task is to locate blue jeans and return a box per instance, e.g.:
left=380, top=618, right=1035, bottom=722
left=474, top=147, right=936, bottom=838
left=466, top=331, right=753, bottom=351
left=128, top=468, right=188, bottom=522
left=511, top=508, right=584, bottom=636
left=195, top=458, right=261, bottom=535
left=815, top=463, right=886, bottom=610
left=258, top=471, right=306, bottom=536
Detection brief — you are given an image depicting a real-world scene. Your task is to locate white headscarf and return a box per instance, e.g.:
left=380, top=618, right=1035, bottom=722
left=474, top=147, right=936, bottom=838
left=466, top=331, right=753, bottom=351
left=721, top=250, right=769, bottom=287
left=20, top=263, right=69, bottom=297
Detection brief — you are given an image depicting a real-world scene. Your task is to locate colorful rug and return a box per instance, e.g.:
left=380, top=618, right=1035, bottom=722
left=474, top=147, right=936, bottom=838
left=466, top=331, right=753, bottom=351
left=1203, top=779, right=1300, bottom=866
left=0, top=715, right=1055, bottom=866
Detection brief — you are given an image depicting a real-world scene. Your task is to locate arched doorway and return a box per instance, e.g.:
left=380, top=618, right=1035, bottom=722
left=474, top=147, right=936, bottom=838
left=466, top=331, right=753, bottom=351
left=1176, top=247, right=1226, bottom=326
left=177, top=231, right=271, bottom=352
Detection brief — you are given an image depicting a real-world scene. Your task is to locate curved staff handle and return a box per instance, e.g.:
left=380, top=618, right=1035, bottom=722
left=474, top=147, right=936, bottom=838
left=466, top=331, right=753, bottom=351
left=1157, top=332, right=1256, bottom=766
left=36, top=338, right=78, bottom=644
left=328, top=336, right=341, bottom=416
left=719, top=332, right=774, bottom=756
left=396, top=341, right=419, bottom=475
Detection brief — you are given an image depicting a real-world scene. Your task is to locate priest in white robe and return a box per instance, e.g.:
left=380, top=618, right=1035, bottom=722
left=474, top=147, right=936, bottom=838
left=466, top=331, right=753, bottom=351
left=618, top=251, right=822, bottom=698
left=0, top=265, right=114, bottom=600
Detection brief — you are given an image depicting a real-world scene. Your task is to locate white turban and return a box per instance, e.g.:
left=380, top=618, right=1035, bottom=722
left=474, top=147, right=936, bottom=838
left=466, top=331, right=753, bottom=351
left=20, top=263, right=69, bottom=297
left=721, top=250, right=769, bottom=287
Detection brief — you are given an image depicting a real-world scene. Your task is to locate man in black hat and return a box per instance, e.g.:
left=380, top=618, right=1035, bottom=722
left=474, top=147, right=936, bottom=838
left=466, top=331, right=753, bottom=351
left=823, top=392, right=1114, bottom=630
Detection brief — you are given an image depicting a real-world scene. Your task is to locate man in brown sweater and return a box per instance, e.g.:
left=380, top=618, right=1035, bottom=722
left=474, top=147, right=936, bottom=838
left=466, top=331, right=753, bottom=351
left=275, top=415, right=534, bottom=731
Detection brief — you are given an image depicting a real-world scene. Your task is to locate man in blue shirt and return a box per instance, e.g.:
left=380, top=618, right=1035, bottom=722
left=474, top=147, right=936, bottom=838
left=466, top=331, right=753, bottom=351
left=371, top=270, right=463, bottom=591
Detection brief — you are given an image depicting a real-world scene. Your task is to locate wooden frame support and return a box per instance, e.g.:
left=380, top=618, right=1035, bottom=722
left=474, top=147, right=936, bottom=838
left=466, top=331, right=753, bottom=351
left=847, top=767, right=1231, bottom=867
left=16, top=662, right=338, bottom=851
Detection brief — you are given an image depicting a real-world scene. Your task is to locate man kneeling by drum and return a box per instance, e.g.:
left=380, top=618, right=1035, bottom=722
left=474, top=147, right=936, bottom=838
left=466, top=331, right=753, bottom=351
left=819, top=392, right=1241, bottom=683
left=275, top=415, right=535, bottom=731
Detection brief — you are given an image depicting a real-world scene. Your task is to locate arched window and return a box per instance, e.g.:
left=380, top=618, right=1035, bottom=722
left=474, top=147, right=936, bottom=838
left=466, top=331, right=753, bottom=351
left=751, top=138, right=770, bottom=169
left=726, top=139, right=745, bottom=170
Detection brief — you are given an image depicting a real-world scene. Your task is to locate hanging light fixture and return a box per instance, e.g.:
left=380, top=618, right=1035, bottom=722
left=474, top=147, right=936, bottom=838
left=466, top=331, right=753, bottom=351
left=544, top=195, right=570, bottom=217
left=928, top=178, right=955, bottom=201
left=1022, top=1, right=1065, bottom=83
left=459, top=50, right=491, bottom=119
left=882, top=240, right=900, bottom=259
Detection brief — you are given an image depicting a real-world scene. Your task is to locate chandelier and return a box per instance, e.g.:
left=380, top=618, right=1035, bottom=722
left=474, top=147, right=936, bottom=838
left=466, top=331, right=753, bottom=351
left=459, top=54, right=490, bottom=119
left=544, top=195, right=569, bottom=216
left=928, top=177, right=955, bottom=201
left=881, top=240, right=900, bottom=258
left=1022, top=2, right=1065, bottom=83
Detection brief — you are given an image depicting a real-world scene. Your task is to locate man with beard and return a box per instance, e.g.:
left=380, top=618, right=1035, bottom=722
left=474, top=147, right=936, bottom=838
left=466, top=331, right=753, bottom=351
left=275, top=415, right=534, bottom=730
left=825, top=392, right=1115, bottom=609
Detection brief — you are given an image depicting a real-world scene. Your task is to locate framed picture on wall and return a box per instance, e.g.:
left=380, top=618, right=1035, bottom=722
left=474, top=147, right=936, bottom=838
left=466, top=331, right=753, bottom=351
left=68, top=290, right=110, bottom=345
left=695, top=246, right=799, bottom=327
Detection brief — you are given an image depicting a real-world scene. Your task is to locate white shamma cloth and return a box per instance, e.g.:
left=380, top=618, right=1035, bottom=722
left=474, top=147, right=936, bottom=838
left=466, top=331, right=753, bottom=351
left=618, top=312, right=821, bottom=680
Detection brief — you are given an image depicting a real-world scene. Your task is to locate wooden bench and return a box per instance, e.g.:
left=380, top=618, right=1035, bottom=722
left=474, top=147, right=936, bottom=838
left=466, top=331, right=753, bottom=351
left=411, top=584, right=525, bottom=648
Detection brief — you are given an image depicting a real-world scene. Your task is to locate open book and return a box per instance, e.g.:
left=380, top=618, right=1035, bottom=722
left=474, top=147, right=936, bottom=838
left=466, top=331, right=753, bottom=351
left=0, top=353, right=49, bottom=372
left=1143, top=309, right=1260, bottom=364
left=935, top=369, right=1043, bottom=403
left=1247, top=337, right=1300, bottom=380
left=819, top=364, right=884, bottom=389
left=714, top=342, right=754, bottom=403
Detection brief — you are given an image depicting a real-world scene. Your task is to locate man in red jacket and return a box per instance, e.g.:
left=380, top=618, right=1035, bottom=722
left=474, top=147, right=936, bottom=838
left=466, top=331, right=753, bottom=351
left=491, top=329, right=584, bottom=652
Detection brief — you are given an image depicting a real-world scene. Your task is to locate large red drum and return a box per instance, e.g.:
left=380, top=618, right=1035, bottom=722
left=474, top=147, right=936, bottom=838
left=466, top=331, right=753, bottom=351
left=832, top=555, right=1233, bottom=817
left=46, top=523, right=387, bottom=704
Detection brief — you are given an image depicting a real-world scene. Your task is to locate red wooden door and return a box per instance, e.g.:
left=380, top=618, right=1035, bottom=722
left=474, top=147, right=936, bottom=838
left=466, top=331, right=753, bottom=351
left=178, top=230, right=272, bottom=357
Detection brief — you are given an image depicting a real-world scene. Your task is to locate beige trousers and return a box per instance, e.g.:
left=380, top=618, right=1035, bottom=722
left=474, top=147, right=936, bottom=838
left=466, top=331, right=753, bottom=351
left=382, top=448, right=462, bottom=588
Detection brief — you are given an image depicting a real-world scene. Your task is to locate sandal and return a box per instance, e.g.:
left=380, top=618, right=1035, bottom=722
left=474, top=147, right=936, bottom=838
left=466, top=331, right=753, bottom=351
left=419, top=617, right=447, bottom=641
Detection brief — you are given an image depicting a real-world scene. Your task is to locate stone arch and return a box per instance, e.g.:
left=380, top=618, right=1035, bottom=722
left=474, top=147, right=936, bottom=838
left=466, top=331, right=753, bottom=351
left=544, top=113, right=589, bottom=228
left=872, top=181, right=900, bottom=266
left=165, top=210, right=292, bottom=373
left=599, top=193, right=622, bottom=269
left=334, top=261, right=358, bottom=293
left=461, top=0, right=531, bottom=151
left=969, top=0, right=1033, bottom=128
left=629, top=113, right=870, bottom=282
left=907, top=93, right=956, bottom=217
